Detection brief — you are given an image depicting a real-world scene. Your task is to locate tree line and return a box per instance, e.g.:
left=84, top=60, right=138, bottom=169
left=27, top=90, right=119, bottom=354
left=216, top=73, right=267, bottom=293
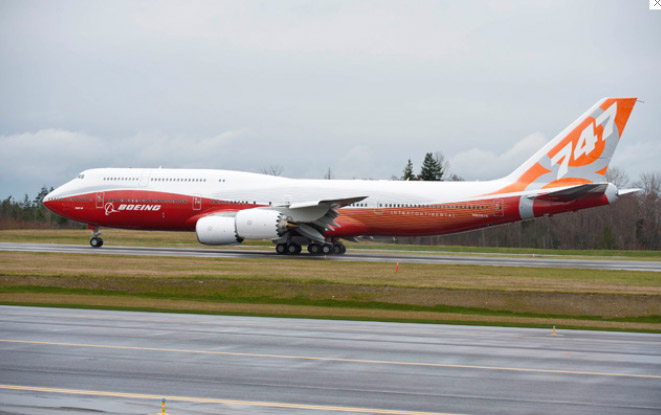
left=393, top=165, right=660, bottom=251
left=1, top=168, right=659, bottom=250
left=0, top=186, right=81, bottom=229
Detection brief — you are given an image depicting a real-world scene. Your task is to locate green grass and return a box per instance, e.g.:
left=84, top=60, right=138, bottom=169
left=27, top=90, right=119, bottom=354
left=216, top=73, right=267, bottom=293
left=2, top=250, right=660, bottom=294
left=2, top=285, right=658, bottom=324
left=1, top=230, right=660, bottom=332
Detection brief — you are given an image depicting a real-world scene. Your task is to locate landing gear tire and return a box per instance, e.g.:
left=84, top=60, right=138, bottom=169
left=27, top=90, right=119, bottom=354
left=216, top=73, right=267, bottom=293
left=287, top=243, right=302, bottom=255
left=308, top=244, right=321, bottom=255
left=333, top=243, right=346, bottom=255
left=90, top=236, right=103, bottom=248
left=320, top=243, right=333, bottom=255
left=276, top=243, right=287, bottom=255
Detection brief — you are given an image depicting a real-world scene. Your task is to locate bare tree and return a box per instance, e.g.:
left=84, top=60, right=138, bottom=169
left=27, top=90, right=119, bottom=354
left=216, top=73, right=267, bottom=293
left=635, top=172, right=661, bottom=196
left=605, top=167, right=629, bottom=188
left=260, top=165, right=284, bottom=176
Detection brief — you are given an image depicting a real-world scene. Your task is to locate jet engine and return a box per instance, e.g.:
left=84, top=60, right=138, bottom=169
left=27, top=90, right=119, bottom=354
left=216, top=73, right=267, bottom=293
left=196, top=209, right=289, bottom=245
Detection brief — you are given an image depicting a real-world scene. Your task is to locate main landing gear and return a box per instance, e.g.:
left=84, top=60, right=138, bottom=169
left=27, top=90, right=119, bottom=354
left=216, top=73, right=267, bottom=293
left=89, top=227, right=103, bottom=248
left=275, top=241, right=346, bottom=256
left=276, top=242, right=303, bottom=255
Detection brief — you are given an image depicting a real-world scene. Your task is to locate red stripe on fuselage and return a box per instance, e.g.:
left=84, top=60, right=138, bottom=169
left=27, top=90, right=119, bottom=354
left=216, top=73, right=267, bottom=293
left=44, top=190, right=611, bottom=237
left=44, top=190, right=262, bottom=231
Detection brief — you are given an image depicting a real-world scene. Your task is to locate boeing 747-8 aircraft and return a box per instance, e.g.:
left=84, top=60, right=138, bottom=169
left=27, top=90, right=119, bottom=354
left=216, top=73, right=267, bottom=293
left=44, top=98, right=638, bottom=255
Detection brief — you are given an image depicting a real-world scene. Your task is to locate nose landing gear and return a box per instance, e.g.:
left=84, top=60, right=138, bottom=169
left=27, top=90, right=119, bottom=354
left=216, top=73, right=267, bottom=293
left=89, top=227, right=103, bottom=248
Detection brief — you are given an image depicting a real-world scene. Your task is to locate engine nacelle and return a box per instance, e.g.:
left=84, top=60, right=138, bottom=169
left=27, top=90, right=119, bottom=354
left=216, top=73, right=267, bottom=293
left=196, top=215, right=242, bottom=245
left=196, top=209, right=288, bottom=245
left=235, top=208, right=287, bottom=240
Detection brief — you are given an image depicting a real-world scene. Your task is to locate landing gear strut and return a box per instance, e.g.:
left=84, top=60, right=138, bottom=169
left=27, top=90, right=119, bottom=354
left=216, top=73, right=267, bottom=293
left=90, top=228, right=103, bottom=248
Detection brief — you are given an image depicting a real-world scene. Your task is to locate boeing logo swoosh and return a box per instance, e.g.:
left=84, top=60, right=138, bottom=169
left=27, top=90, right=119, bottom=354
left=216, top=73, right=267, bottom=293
left=104, top=203, right=119, bottom=216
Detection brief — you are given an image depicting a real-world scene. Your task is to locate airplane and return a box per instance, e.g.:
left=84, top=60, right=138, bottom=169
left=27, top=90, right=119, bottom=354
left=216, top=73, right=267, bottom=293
left=44, top=97, right=639, bottom=255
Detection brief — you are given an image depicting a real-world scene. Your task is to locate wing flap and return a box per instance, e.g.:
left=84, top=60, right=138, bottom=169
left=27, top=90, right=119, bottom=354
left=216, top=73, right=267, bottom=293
left=270, top=195, right=367, bottom=240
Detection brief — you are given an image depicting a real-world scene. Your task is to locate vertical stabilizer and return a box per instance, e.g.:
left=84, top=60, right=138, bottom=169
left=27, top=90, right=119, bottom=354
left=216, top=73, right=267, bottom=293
left=497, top=98, right=636, bottom=194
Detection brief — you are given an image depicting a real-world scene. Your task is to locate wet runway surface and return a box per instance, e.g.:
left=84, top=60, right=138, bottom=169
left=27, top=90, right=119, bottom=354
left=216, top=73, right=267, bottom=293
left=1, top=306, right=660, bottom=415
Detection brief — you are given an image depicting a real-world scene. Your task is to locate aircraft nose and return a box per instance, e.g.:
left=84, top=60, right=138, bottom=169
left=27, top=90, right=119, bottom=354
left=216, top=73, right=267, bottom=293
left=43, top=188, right=63, bottom=213
left=42, top=191, right=55, bottom=212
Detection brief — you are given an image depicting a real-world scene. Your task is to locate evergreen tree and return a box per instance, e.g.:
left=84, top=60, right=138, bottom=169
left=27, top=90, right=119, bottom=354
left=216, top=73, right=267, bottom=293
left=402, top=159, right=416, bottom=181
left=418, top=152, right=442, bottom=181
left=434, top=152, right=447, bottom=181
left=34, top=186, right=49, bottom=206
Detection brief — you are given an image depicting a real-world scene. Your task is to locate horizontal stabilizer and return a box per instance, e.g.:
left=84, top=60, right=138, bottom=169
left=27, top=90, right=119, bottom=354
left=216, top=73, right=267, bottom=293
left=532, top=183, right=609, bottom=202
left=617, top=188, right=642, bottom=196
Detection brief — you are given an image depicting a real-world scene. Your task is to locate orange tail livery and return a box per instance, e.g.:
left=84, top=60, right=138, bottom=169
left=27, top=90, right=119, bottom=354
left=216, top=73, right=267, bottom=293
left=500, top=98, right=636, bottom=193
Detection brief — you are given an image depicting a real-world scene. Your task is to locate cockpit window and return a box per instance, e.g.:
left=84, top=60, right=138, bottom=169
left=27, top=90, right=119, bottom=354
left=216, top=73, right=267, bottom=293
left=77, top=174, right=85, bottom=179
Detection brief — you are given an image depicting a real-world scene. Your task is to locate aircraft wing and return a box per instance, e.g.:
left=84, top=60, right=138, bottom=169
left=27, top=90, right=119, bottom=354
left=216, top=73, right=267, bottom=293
left=288, top=196, right=367, bottom=209
left=274, top=195, right=368, bottom=243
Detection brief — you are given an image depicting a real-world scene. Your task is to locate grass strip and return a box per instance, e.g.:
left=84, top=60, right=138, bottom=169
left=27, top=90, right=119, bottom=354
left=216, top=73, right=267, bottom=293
left=2, top=285, right=659, bottom=324
left=1, top=247, right=660, bottom=332
left=2, top=251, right=660, bottom=295
left=1, top=295, right=659, bottom=333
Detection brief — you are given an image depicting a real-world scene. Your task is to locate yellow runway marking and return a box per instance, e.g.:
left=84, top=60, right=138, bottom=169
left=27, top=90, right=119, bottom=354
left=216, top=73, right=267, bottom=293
left=2, top=339, right=659, bottom=379
left=0, top=384, right=462, bottom=415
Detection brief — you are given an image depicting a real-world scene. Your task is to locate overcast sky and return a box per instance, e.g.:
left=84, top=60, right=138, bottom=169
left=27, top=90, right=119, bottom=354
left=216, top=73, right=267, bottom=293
left=1, top=0, right=659, bottom=199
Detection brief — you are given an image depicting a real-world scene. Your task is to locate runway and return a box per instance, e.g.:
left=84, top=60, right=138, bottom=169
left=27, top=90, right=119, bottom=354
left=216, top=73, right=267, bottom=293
left=0, top=306, right=659, bottom=415
left=1, top=242, right=660, bottom=271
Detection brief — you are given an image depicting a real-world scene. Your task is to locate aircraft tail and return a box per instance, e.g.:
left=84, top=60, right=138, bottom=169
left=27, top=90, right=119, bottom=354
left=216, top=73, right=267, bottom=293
left=498, top=98, right=637, bottom=194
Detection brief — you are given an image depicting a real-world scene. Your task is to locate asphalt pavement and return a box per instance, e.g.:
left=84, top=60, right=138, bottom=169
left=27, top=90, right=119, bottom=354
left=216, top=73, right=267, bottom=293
left=0, top=306, right=659, bottom=415
left=1, top=242, right=660, bottom=271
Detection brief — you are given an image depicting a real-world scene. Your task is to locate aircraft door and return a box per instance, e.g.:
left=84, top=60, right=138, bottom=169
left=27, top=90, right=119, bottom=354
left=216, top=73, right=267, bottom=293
left=96, top=192, right=104, bottom=209
left=493, top=199, right=504, bottom=217
left=193, top=195, right=202, bottom=211
left=139, top=169, right=151, bottom=187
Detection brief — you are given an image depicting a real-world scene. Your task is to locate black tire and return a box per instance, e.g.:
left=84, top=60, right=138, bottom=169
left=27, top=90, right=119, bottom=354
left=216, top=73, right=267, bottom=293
left=308, top=244, right=320, bottom=255
left=333, top=243, right=346, bottom=255
left=276, top=243, right=287, bottom=255
left=90, top=237, right=103, bottom=248
left=287, top=243, right=301, bottom=255
left=321, top=243, right=332, bottom=255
